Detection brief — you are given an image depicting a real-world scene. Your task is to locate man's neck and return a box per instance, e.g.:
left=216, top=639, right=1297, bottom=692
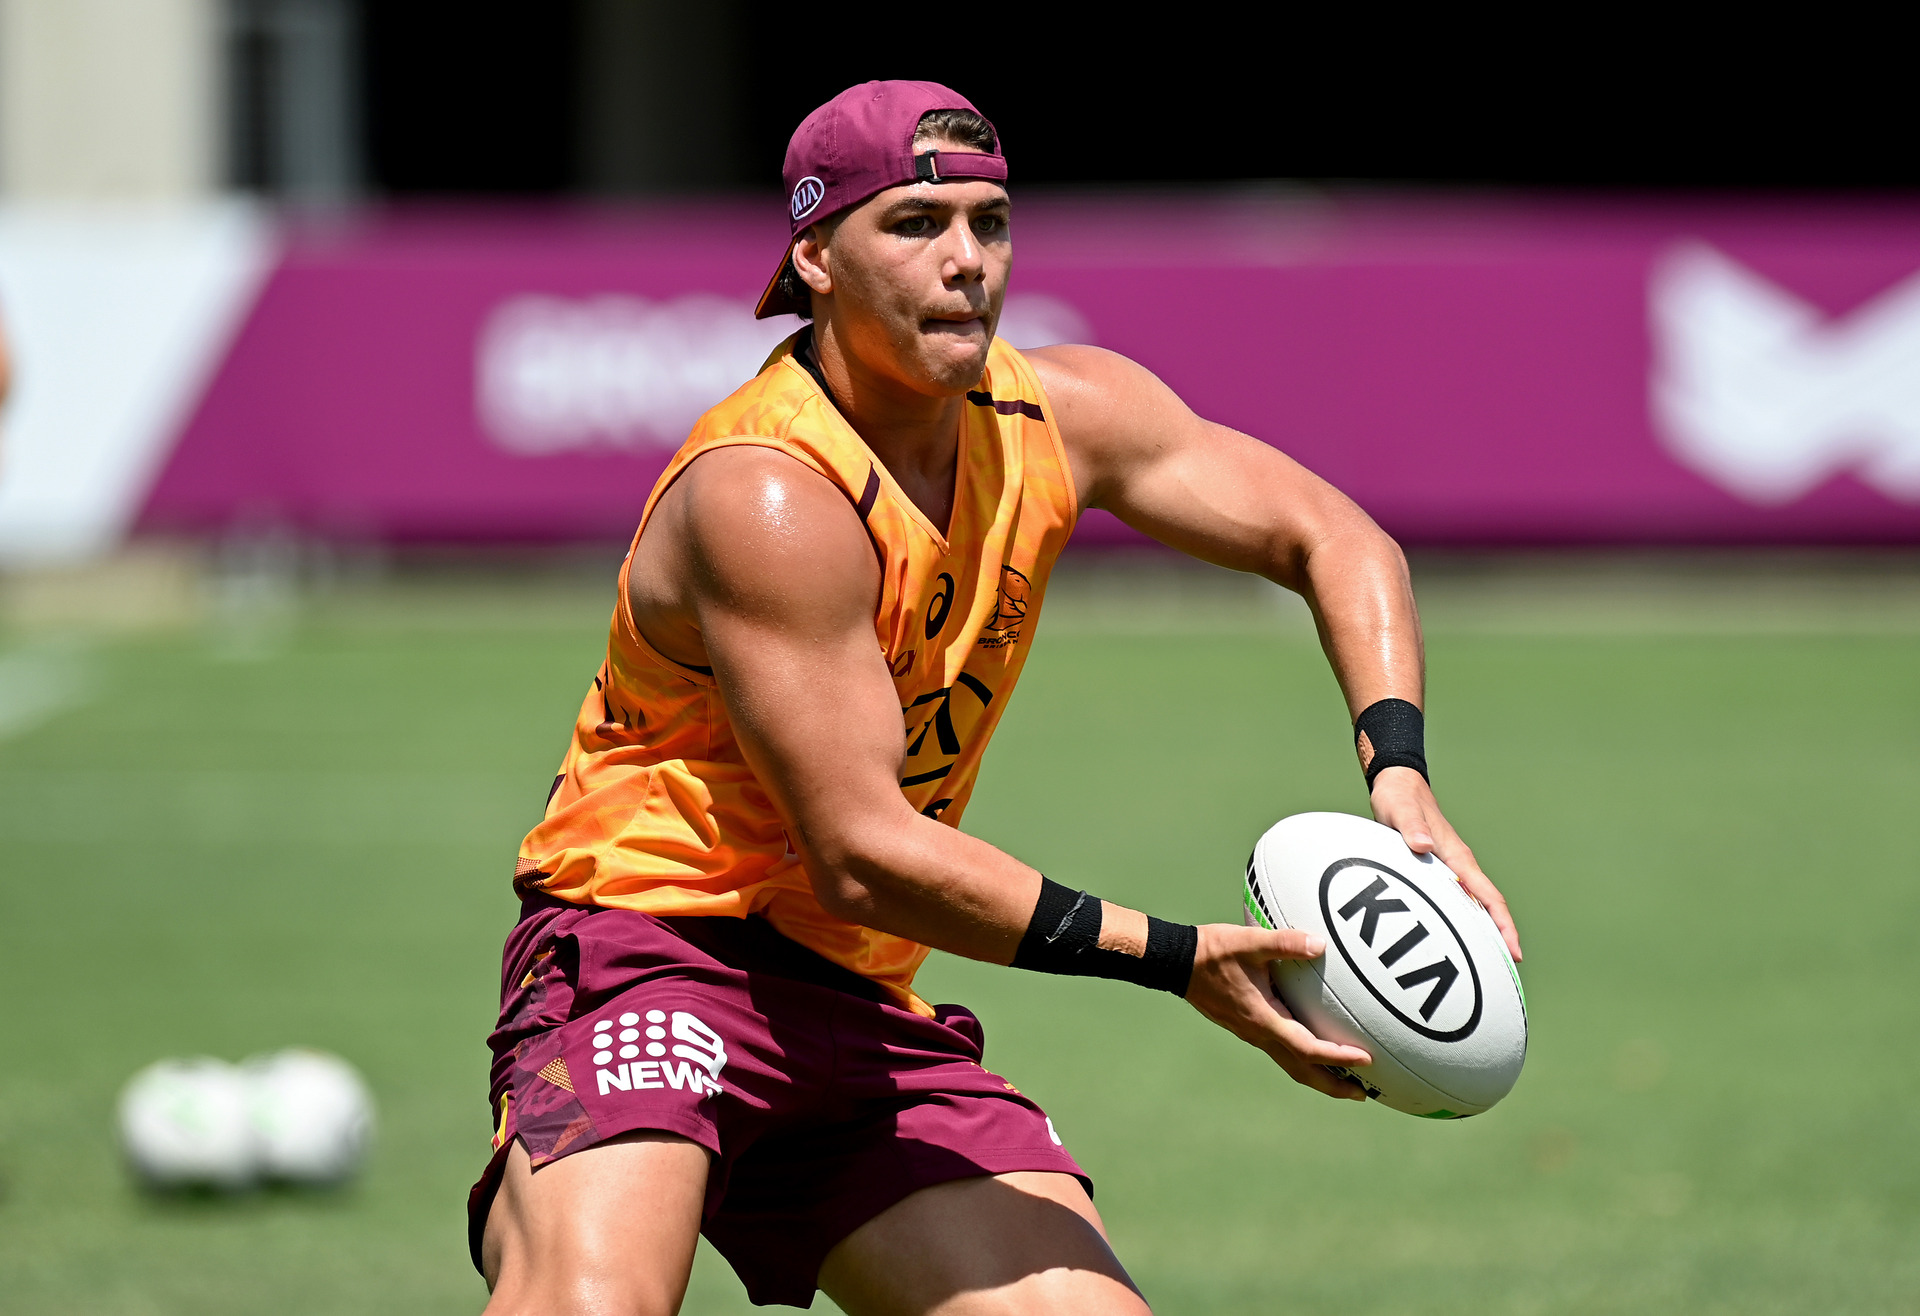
left=804, top=323, right=964, bottom=530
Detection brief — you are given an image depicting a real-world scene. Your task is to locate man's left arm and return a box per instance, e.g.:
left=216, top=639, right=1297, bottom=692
left=1029, top=345, right=1521, bottom=961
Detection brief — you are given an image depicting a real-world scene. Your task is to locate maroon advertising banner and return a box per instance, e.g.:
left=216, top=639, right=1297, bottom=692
left=138, top=196, right=1920, bottom=545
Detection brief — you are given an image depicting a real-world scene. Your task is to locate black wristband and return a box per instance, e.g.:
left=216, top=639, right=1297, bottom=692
left=1354, top=697, right=1429, bottom=788
left=1015, top=877, right=1098, bottom=959
left=1010, top=876, right=1197, bottom=997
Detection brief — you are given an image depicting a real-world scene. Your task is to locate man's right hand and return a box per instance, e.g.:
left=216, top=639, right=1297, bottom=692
left=1184, top=924, right=1374, bottom=1102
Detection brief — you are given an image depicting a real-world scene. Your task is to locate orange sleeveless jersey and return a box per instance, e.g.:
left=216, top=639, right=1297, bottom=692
left=514, top=333, right=1079, bottom=1014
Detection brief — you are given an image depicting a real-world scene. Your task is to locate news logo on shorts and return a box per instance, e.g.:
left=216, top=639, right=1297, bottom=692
left=791, top=176, right=826, bottom=222
left=590, top=1008, right=728, bottom=1098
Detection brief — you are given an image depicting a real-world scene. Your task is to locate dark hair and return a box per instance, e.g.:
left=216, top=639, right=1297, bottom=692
left=774, top=240, right=821, bottom=321
left=912, top=107, right=996, bottom=153
left=779, top=107, right=998, bottom=320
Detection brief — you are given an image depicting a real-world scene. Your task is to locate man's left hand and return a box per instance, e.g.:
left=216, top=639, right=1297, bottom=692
left=1368, top=766, right=1522, bottom=962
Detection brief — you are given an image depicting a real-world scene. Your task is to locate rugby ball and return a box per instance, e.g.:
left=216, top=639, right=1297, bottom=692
left=1243, top=812, right=1527, bottom=1118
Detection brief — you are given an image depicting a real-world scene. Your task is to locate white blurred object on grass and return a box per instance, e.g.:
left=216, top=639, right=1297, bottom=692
left=116, top=1047, right=375, bottom=1191
left=243, top=1047, right=376, bottom=1184
left=117, top=1057, right=257, bottom=1191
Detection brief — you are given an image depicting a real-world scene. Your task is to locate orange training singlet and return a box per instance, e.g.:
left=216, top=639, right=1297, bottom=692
left=513, top=331, right=1079, bottom=1014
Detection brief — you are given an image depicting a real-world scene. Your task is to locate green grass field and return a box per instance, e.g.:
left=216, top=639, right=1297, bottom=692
left=2, top=557, right=1916, bottom=1314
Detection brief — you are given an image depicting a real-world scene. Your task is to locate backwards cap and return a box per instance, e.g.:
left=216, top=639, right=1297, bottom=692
left=754, top=80, right=1008, bottom=319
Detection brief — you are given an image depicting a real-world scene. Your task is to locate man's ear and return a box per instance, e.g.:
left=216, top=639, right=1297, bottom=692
left=792, top=224, right=833, bottom=296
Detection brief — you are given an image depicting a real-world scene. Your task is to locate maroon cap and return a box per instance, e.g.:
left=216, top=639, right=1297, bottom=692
left=754, top=80, right=1007, bottom=319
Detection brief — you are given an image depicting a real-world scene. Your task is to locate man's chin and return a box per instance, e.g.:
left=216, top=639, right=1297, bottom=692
left=924, top=349, right=994, bottom=395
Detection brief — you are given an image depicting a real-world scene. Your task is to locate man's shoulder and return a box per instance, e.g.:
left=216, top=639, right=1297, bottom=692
left=1023, top=345, right=1188, bottom=453
left=1022, top=342, right=1120, bottom=377
left=672, top=442, right=856, bottom=534
left=1024, top=344, right=1159, bottom=408
left=659, top=441, right=878, bottom=633
left=667, top=444, right=873, bottom=591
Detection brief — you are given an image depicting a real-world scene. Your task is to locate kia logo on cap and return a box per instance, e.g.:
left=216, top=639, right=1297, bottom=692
left=1318, top=858, right=1484, bottom=1042
left=791, top=177, right=825, bottom=222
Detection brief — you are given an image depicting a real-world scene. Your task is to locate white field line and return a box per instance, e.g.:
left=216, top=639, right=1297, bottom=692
left=0, top=641, right=96, bottom=740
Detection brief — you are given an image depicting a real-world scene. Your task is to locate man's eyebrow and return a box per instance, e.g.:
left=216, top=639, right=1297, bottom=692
left=882, top=193, right=1012, bottom=218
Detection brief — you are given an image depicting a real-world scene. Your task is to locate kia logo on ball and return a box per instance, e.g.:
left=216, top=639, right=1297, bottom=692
left=1319, top=859, right=1483, bottom=1042
left=791, top=176, right=825, bottom=221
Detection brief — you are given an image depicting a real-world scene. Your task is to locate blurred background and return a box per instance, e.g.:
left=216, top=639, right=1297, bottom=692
left=1, top=3, right=1916, bottom=1313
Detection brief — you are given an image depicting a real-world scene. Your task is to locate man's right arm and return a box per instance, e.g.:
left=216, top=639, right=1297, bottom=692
left=647, top=445, right=1046, bottom=963
left=635, top=445, right=1372, bottom=1100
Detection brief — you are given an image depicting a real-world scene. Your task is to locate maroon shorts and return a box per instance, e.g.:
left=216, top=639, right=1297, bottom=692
left=467, top=896, right=1088, bottom=1308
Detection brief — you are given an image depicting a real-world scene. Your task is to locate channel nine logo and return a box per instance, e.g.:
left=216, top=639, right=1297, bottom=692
left=1319, top=858, right=1483, bottom=1042
left=590, top=1007, right=728, bottom=1098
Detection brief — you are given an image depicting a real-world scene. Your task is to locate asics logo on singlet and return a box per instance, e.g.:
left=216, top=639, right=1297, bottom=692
left=590, top=1008, right=728, bottom=1098
left=791, top=176, right=826, bottom=221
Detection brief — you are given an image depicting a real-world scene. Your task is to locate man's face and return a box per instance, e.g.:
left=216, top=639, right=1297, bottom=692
left=802, top=157, right=1011, bottom=398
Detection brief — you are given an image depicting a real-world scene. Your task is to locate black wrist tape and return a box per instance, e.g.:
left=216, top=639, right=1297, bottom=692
left=1354, top=697, right=1429, bottom=788
left=1010, top=876, right=1198, bottom=997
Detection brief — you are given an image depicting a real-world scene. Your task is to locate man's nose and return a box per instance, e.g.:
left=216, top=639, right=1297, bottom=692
left=939, top=217, right=985, bottom=284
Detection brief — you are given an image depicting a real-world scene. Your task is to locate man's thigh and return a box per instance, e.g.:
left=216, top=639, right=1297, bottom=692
left=817, top=1171, right=1152, bottom=1316
left=482, top=1131, right=709, bottom=1316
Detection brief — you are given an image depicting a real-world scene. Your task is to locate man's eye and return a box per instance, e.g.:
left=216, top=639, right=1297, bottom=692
left=898, top=216, right=932, bottom=234
left=973, top=215, right=1006, bottom=235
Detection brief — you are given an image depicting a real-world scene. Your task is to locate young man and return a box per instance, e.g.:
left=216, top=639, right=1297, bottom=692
left=473, top=80, right=1522, bottom=1315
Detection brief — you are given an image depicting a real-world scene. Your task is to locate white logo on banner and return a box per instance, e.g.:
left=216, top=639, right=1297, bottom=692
left=477, top=294, right=796, bottom=455
left=1650, top=243, right=1920, bottom=504
left=476, top=292, right=1095, bottom=457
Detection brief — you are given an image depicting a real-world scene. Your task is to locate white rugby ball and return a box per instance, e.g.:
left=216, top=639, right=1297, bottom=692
left=1243, top=812, right=1527, bottom=1118
left=242, top=1048, right=376, bottom=1184
left=117, top=1057, right=257, bottom=1190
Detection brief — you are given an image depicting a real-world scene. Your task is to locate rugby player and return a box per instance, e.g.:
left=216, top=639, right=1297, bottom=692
left=473, top=80, right=1522, bottom=1315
